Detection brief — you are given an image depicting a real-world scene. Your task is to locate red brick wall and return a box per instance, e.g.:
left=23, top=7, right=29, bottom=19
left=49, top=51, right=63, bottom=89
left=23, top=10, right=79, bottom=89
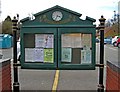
left=0, top=59, right=12, bottom=92
left=0, top=67, right=2, bottom=92
left=106, top=61, right=120, bottom=91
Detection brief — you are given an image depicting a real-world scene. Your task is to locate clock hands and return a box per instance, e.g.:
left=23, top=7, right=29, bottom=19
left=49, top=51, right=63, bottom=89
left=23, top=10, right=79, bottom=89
left=52, top=11, right=63, bottom=21
left=55, top=15, right=61, bottom=21
left=57, top=15, right=61, bottom=18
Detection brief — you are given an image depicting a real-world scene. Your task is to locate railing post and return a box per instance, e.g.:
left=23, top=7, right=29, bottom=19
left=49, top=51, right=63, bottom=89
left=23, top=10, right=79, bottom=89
left=12, top=16, right=20, bottom=92
left=97, top=15, right=106, bottom=92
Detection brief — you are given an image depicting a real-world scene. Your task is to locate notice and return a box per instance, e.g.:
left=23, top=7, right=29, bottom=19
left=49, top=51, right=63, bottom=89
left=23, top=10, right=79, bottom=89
left=85, top=49, right=91, bottom=63
left=44, top=48, right=54, bottom=63
left=61, top=48, right=72, bottom=62
left=34, top=48, right=44, bottom=62
left=35, top=34, right=54, bottom=48
left=62, top=35, right=72, bottom=47
left=81, top=34, right=91, bottom=47
left=81, top=50, right=86, bottom=63
left=45, top=35, right=54, bottom=48
left=35, top=34, right=45, bottom=48
left=81, top=49, right=91, bottom=64
left=25, top=48, right=34, bottom=62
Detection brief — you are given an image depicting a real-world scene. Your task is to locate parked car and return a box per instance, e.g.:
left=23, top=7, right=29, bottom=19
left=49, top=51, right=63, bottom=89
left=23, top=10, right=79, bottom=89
left=104, top=37, right=112, bottom=44
left=112, top=36, right=119, bottom=47
left=116, top=38, right=120, bottom=48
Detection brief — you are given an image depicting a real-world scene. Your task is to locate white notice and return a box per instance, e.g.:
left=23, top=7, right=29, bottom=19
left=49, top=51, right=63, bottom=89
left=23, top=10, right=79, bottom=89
left=25, top=48, right=34, bottom=62
left=85, top=49, right=91, bottom=63
left=45, top=35, right=54, bottom=48
left=61, top=48, right=72, bottom=62
left=35, top=34, right=45, bottom=48
left=81, top=49, right=91, bottom=64
left=34, top=48, right=44, bottom=62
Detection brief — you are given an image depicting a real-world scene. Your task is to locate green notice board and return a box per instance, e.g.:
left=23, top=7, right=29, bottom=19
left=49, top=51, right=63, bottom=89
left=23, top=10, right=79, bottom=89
left=20, top=28, right=57, bottom=69
left=20, top=28, right=96, bottom=70
left=20, top=5, right=96, bottom=70
left=58, top=28, right=96, bottom=70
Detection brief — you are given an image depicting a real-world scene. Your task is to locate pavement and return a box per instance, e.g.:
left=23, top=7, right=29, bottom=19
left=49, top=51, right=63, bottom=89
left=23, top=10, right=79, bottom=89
left=0, top=46, right=106, bottom=91
left=0, top=48, right=13, bottom=59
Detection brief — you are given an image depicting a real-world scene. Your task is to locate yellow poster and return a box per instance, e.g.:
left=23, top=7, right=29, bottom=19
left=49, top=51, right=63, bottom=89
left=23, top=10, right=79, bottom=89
left=44, top=48, right=54, bottom=63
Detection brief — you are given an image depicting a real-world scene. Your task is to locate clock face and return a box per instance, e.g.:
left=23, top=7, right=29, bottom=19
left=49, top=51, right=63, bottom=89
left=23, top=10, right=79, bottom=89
left=52, top=11, right=63, bottom=21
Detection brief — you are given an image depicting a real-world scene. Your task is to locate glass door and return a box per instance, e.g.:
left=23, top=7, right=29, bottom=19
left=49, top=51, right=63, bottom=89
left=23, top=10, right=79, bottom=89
left=20, top=28, right=57, bottom=69
left=20, top=27, right=96, bottom=70
left=58, top=28, right=96, bottom=70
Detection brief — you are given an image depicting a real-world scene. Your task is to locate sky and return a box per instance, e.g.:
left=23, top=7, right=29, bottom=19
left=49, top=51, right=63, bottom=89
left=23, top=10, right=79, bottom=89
left=0, top=0, right=120, bottom=25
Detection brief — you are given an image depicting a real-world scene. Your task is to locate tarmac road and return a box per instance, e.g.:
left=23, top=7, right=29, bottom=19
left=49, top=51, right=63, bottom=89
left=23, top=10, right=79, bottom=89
left=2, top=43, right=117, bottom=91
left=18, top=69, right=98, bottom=91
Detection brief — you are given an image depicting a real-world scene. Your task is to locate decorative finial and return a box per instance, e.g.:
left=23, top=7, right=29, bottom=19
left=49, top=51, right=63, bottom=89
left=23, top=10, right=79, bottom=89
left=13, top=16, right=16, bottom=20
left=101, top=15, right=103, bottom=18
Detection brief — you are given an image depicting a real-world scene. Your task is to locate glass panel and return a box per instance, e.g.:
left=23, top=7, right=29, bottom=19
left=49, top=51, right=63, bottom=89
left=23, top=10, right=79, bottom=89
left=24, top=34, right=54, bottom=63
left=61, top=33, right=92, bottom=64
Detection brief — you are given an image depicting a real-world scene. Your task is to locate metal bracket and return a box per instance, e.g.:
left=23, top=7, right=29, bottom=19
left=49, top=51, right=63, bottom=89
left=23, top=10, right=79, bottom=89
left=13, top=63, right=21, bottom=66
left=95, top=64, right=104, bottom=68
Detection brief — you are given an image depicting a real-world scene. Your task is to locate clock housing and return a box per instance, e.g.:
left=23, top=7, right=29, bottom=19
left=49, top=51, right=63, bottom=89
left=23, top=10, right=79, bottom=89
left=52, top=11, right=63, bottom=21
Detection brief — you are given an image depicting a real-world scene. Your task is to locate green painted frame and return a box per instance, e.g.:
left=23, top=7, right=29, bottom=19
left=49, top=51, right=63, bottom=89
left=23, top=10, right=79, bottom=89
left=20, top=26, right=96, bottom=70
left=20, top=27, right=58, bottom=69
left=20, top=5, right=96, bottom=70
left=58, top=28, right=96, bottom=70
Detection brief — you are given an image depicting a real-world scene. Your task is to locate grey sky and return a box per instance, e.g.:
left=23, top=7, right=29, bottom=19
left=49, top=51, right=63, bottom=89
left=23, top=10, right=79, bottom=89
left=0, top=0, right=119, bottom=24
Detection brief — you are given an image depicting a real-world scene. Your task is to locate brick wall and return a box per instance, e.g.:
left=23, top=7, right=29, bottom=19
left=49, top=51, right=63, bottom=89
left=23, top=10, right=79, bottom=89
left=106, top=61, right=120, bottom=91
left=0, top=64, right=2, bottom=92
left=0, top=59, right=12, bottom=92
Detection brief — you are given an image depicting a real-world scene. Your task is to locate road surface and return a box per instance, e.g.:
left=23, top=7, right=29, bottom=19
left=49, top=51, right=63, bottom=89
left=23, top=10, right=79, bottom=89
left=0, top=43, right=119, bottom=91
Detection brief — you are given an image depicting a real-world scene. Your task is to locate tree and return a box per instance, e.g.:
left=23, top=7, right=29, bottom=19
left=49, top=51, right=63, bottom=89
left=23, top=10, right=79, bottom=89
left=5, top=16, right=11, bottom=21
left=2, top=16, right=12, bottom=35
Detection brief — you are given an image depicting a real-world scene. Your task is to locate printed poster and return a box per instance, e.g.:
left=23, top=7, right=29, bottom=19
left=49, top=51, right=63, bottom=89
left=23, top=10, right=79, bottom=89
left=81, top=34, right=91, bottom=47
left=81, top=49, right=91, bottom=64
left=86, top=50, right=91, bottom=63
left=44, top=48, right=54, bottom=63
left=35, top=34, right=45, bottom=48
left=34, top=48, right=44, bottom=62
left=25, top=48, right=34, bottom=62
left=35, top=34, right=54, bottom=48
left=45, top=35, right=54, bottom=48
left=61, top=48, right=72, bottom=62
left=62, top=35, right=72, bottom=47
left=81, top=50, right=86, bottom=63
left=25, top=48, right=44, bottom=62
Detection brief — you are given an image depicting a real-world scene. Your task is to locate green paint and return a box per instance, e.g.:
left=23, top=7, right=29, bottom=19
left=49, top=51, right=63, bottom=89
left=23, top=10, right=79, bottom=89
left=20, top=5, right=96, bottom=70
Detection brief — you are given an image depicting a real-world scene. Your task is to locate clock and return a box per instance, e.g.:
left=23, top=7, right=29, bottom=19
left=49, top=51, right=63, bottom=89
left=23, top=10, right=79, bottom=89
left=52, top=11, right=63, bottom=21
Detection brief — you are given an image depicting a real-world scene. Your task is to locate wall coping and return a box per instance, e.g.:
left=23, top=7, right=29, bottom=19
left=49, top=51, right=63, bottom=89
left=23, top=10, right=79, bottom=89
left=0, top=58, right=11, bottom=68
left=107, top=61, right=120, bottom=74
